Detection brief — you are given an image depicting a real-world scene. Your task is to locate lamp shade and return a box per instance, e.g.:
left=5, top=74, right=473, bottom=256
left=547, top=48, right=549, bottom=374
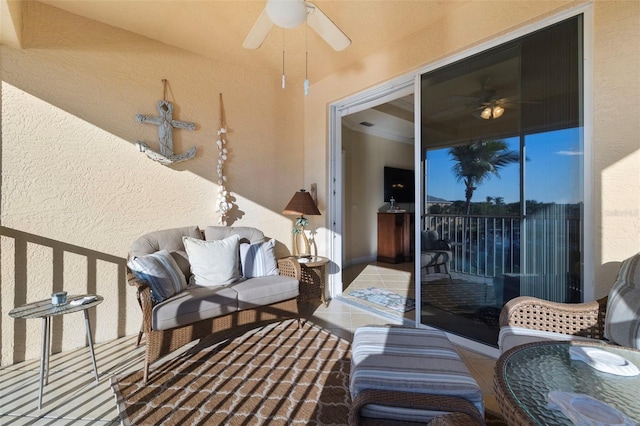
left=283, top=189, right=321, bottom=216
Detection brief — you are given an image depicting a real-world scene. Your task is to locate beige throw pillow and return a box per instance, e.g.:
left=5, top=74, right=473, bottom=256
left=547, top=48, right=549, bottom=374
left=183, top=235, right=241, bottom=287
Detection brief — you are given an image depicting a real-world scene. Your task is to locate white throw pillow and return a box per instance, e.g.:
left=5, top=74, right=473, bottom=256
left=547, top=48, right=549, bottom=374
left=183, top=235, right=241, bottom=287
left=127, top=250, right=188, bottom=303
left=240, top=238, right=280, bottom=278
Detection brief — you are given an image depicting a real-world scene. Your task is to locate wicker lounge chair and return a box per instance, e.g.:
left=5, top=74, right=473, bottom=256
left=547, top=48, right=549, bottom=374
left=499, top=252, right=640, bottom=352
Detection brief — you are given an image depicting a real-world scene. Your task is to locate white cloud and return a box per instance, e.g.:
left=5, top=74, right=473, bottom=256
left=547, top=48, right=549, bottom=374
left=556, top=150, right=583, bottom=156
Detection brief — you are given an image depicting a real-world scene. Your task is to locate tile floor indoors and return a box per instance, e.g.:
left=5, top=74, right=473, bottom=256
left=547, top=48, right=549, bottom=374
left=0, top=262, right=498, bottom=425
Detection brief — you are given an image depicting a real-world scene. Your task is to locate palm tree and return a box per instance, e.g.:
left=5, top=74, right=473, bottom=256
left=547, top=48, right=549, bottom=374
left=449, top=140, right=519, bottom=215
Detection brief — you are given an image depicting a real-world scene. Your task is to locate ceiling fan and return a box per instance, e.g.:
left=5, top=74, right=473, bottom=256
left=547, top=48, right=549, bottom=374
left=242, top=0, right=351, bottom=51
left=431, top=78, right=521, bottom=121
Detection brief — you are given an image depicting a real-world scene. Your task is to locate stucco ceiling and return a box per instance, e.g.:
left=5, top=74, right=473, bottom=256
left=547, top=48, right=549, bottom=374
left=30, top=0, right=469, bottom=82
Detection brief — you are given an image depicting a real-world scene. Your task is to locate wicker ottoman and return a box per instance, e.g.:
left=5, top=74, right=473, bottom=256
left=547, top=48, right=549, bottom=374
left=349, top=326, right=485, bottom=425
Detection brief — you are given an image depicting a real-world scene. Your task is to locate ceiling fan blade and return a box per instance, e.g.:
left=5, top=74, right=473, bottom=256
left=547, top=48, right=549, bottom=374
left=242, top=9, right=274, bottom=49
left=449, top=95, right=481, bottom=103
left=305, top=2, right=351, bottom=51
left=430, top=104, right=473, bottom=120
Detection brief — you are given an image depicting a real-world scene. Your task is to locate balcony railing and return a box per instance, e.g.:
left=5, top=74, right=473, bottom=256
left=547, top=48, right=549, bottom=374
left=426, top=214, right=521, bottom=277
left=424, top=212, right=582, bottom=303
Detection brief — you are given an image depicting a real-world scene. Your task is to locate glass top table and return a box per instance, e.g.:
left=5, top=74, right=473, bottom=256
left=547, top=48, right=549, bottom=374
left=9, top=295, right=103, bottom=409
left=494, top=341, right=640, bottom=425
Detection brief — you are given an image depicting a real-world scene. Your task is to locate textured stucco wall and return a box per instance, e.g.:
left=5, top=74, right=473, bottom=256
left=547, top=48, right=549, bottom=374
left=592, top=1, right=640, bottom=285
left=1, top=2, right=304, bottom=365
left=0, top=0, right=22, bottom=48
left=306, top=0, right=640, bottom=299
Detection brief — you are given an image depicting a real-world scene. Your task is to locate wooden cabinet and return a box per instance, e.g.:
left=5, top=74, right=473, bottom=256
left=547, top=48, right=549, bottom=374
left=377, top=212, right=411, bottom=263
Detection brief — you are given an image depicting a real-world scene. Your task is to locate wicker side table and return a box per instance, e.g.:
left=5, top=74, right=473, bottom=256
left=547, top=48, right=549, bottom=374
left=292, top=256, right=329, bottom=306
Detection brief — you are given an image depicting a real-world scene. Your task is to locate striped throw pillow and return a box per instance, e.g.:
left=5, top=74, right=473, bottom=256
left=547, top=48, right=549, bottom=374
left=240, top=239, right=279, bottom=278
left=128, top=250, right=188, bottom=303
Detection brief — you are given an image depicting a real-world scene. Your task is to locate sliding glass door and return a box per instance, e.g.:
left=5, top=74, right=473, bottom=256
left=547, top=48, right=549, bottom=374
left=419, top=16, right=584, bottom=346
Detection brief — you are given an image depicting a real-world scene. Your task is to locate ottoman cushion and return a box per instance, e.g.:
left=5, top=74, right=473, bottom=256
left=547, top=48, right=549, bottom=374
left=350, top=326, right=484, bottom=422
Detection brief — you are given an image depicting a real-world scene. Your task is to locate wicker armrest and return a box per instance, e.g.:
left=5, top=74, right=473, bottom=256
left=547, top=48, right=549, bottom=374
left=349, top=389, right=484, bottom=426
left=127, top=270, right=149, bottom=290
left=428, top=412, right=486, bottom=426
left=499, top=296, right=608, bottom=339
left=277, top=257, right=301, bottom=281
left=127, top=271, right=154, bottom=334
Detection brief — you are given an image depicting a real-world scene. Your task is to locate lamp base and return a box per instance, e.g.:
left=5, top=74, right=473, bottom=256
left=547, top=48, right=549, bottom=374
left=294, top=227, right=312, bottom=258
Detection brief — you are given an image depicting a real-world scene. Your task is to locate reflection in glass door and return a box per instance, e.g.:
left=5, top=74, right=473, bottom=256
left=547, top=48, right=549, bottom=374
left=419, top=16, right=584, bottom=346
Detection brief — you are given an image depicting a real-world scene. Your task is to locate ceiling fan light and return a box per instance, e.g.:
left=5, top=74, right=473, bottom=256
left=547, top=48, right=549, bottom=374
left=480, top=107, right=492, bottom=120
left=266, top=0, right=308, bottom=29
left=493, top=106, right=504, bottom=118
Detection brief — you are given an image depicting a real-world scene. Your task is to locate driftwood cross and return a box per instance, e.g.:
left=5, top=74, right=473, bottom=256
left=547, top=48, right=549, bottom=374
left=136, top=100, right=196, bottom=158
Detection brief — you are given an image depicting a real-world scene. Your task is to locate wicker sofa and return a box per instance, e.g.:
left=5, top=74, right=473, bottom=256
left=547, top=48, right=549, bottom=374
left=127, top=225, right=301, bottom=382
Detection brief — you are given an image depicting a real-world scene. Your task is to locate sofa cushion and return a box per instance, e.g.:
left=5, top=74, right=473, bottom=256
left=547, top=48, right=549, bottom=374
left=604, top=253, right=640, bottom=348
left=127, top=250, right=188, bottom=303
left=183, top=235, right=241, bottom=287
left=130, top=226, right=202, bottom=279
left=230, top=275, right=299, bottom=310
left=421, top=251, right=451, bottom=267
left=240, top=239, right=279, bottom=278
left=151, top=285, right=238, bottom=331
left=499, top=326, right=599, bottom=353
left=204, top=226, right=265, bottom=244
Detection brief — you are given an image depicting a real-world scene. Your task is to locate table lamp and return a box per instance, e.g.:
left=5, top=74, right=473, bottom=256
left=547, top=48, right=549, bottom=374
left=283, top=189, right=321, bottom=257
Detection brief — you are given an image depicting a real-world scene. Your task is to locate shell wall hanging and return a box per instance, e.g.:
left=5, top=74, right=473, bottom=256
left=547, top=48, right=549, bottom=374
left=215, top=93, right=233, bottom=225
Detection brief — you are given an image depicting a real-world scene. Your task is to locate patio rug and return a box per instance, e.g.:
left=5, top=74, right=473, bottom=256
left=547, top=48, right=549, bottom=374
left=111, top=320, right=351, bottom=425
left=348, top=287, right=415, bottom=312
left=111, top=320, right=507, bottom=425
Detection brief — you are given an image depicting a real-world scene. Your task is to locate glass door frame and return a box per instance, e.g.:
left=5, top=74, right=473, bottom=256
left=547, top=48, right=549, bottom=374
left=327, top=3, right=593, bottom=353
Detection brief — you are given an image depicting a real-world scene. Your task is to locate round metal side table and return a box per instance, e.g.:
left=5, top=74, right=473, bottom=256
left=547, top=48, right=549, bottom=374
left=9, top=294, right=103, bottom=409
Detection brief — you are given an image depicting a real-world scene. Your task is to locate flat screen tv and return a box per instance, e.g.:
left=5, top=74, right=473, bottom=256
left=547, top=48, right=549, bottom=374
left=384, top=166, right=414, bottom=203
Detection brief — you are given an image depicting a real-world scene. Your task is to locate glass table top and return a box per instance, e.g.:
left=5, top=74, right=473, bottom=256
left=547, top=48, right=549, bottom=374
left=9, top=295, right=104, bottom=319
left=498, top=342, right=640, bottom=425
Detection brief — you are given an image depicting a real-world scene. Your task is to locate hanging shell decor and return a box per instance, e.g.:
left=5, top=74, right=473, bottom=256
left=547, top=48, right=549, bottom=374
left=215, top=94, right=233, bottom=225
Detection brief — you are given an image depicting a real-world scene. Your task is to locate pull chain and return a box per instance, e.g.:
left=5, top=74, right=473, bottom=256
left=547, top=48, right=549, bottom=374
left=281, top=29, right=286, bottom=89
left=304, top=26, right=309, bottom=96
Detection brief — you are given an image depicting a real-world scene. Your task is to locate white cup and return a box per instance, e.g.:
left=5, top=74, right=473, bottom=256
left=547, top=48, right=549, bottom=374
left=51, top=291, right=67, bottom=306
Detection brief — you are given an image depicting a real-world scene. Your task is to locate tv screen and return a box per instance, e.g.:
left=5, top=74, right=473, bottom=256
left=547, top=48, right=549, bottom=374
left=384, top=166, right=414, bottom=203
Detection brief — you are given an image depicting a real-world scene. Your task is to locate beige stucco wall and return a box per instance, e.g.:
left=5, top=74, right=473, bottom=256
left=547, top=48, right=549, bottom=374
left=306, top=0, right=640, bottom=300
left=1, top=2, right=304, bottom=365
left=0, top=0, right=22, bottom=49
left=342, top=126, right=414, bottom=264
